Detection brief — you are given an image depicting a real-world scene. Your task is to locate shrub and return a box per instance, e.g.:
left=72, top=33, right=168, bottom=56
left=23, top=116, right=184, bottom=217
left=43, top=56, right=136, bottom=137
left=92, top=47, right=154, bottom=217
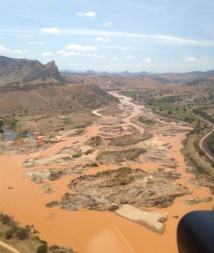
left=199, top=150, right=205, bottom=156
left=49, top=245, right=60, bottom=250
left=1, top=215, right=11, bottom=225
left=5, top=229, right=13, bottom=239
left=17, top=129, right=28, bottom=138
left=37, top=244, right=48, bottom=253
left=16, top=227, right=28, bottom=240
left=84, top=149, right=95, bottom=155
left=118, top=167, right=132, bottom=174
left=72, top=153, right=82, bottom=158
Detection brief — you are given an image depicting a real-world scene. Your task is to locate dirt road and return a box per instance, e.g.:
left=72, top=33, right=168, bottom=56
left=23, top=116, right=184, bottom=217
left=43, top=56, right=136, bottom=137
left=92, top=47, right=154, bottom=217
left=191, top=112, right=214, bottom=161
left=0, top=241, right=21, bottom=253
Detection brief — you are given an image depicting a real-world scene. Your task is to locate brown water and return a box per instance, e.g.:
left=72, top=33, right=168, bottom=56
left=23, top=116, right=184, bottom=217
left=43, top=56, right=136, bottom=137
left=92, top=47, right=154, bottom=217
left=0, top=94, right=213, bottom=253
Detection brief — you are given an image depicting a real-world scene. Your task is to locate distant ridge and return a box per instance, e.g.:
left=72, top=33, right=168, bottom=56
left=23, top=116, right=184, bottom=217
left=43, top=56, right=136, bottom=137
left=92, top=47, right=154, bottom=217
left=85, top=70, right=96, bottom=74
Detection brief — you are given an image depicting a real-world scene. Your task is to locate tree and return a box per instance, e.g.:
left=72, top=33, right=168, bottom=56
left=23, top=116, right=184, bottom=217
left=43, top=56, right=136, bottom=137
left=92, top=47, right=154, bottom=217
left=16, top=227, right=28, bottom=240
left=37, top=244, right=48, bottom=253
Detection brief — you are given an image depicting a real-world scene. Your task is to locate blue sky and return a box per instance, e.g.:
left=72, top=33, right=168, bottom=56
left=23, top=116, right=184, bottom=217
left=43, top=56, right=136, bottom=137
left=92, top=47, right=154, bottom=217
left=0, top=0, right=214, bottom=73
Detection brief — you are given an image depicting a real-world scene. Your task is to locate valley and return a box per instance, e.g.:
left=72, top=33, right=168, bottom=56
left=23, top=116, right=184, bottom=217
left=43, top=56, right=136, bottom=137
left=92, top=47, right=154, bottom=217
left=0, top=86, right=214, bottom=253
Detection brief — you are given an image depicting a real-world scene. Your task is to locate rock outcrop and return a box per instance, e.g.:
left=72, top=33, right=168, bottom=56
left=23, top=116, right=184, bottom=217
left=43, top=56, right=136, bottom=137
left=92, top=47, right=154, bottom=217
left=0, top=55, right=62, bottom=85
left=116, top=205, right=168, bottom=234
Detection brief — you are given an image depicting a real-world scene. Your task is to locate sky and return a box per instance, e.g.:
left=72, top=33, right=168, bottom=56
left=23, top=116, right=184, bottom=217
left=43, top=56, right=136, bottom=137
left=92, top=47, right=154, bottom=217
left=0, top=0, right=214, bottom=73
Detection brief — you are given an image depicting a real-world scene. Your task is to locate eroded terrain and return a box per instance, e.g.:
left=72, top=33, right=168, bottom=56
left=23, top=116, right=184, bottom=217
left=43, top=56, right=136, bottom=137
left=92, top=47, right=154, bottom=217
left=0, top=93, right=213, bottom=253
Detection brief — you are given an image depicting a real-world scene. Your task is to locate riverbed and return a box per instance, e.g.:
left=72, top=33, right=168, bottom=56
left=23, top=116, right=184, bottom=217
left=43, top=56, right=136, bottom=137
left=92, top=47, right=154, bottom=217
left=0, top=93, right=213, bottom=253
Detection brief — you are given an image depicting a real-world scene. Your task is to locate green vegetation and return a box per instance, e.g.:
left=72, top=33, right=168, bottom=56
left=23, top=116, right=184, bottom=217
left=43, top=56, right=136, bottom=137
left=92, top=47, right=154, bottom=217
left=0, top=118, right=3, bottom=134
left=122, top=91, right=137, bottom=99
left=85, top=162, right=98, bottom=167
left=118, top=167, right=132, bottom=174
left=5, top=229, right=13, bottom=239
left=37, top=244, right=48, bottom=253
left=159, top=95, right=183, bottom=103
left=0, top=213, right=29, bottom=241
left=207, top=132, right=214, bottom=155
left=72, top=152, right=82, bottom=158
left=84, top=149, right=95, bottom=155
left=17, top=129, right=28, bottom=138
left=149, top=101, right=198, bottom=123
left=138, top=116, right=155, bottom=125
left=16, top=227, right=28, bottom=240
left=86, top=135, right=102, bottom=146
left=193, top=107, right=214, bottom=124
left=9, top=119, right=17, bottom=130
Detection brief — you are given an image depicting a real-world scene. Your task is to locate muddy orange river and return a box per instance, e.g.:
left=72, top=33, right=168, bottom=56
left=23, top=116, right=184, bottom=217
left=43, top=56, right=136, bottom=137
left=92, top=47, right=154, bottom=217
left=0, top=94, right=213, bottom=253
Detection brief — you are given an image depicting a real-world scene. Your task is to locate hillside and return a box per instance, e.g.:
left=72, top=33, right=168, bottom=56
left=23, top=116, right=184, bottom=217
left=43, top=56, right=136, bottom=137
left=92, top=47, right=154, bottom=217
left=0, top=56, right=63, bottom=86
left=0, top=83, right=118, bottom=114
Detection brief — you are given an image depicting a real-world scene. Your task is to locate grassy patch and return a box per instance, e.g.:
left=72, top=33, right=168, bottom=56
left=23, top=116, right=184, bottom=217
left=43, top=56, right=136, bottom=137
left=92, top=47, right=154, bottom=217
left=122, top=91, right=137, bottom=99
left=17, top=129, right=28, bottom=138
left=150, top=102, right=199, bottom=123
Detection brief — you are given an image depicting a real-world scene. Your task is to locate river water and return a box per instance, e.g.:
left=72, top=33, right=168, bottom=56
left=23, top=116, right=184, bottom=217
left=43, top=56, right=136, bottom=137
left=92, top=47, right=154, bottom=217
left=0, top=94, right=213, bottom=253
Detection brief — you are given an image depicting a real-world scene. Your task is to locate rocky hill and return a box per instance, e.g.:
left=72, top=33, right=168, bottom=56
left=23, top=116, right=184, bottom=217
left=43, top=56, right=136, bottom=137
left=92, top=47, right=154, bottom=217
left=0, top=56, right=62, bottom=86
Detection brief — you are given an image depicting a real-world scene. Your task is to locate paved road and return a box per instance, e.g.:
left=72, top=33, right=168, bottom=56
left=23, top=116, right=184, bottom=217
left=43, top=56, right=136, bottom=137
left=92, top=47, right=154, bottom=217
left=0, top=241, right=21, bottom=253
left=191, top=112, right=214, bottom=161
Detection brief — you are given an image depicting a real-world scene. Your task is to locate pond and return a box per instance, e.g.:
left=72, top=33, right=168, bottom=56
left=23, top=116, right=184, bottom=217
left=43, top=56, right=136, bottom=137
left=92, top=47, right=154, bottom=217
left=2, top=127, right=36, bottom=141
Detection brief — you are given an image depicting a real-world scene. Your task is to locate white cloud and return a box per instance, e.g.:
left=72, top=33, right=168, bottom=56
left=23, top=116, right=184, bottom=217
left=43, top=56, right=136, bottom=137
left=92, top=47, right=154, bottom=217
left=111, top=57, right=117, bottom=61
left=66, top=44, right=97, bottom=51
left=76, top=12, right=96, bottom=17
left=57, top=50, right=79, bottom=57
left=0, top=45, right=10, bottom=53
left=23, top=50, right=28, bottom=53
left=41, top=28, right=60, bottom=34
left=59, top=29, right=213, bottom=47
left=41, top=52, right=54, bottom=57
left=13, top=50, right=23, bottom=54
left=91, top=54, right=105, bottom=58
left=95, top=37, right=109, bottom=42
left=171, top=60, right=176, bottom=63
left=104, top=22, right=113, bottom=27
left=27, top=41, right=44, bottom=45
left=184, top=56, right=197, bottom=61
left=142, top=58, right=151, bottom=63
left=121, top=47, right=128, bottom=51
left=126, top=55, right=136, bottom=60
left=18, top=34, right=32, bottom=37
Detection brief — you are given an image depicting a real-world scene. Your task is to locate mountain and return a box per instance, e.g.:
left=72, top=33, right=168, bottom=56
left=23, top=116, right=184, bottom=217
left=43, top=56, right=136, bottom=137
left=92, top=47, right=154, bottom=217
left=85, top=70, right=96, bottom=74
left=0, top=56, right=63, bottom=86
